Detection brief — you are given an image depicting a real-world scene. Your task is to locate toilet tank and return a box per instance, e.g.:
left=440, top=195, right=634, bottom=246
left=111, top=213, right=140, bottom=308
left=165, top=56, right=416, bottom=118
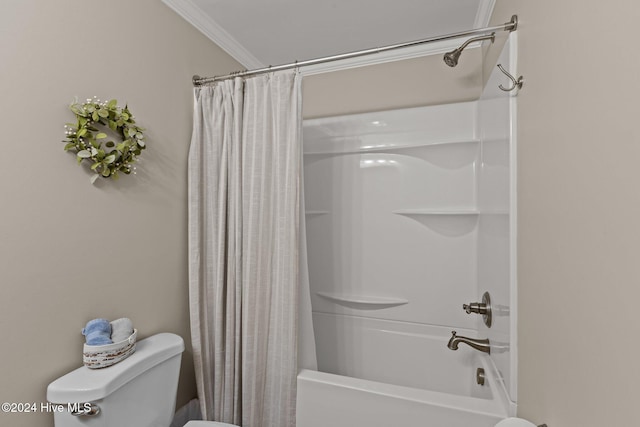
left=47, top=333, right=185, bottom=427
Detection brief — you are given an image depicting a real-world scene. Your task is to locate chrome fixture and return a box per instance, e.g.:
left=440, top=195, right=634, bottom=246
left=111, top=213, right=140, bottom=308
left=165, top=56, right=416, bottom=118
left=70, top=402, right=101, bottom=417
left=476, top=367, right=485, bottom=386
left=443, top=32, right=495, bottom=67
left=497, top=63, right=524, bottom=92
left=463, top=291, right=492, bottom=327
left=447, top=331, right=491, bottom=354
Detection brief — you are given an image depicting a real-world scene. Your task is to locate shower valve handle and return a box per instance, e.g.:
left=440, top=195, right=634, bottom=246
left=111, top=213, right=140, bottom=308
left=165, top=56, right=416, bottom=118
left=463, top=302, right=488, bottom=315
left=462, top=292, right=492, bottom=328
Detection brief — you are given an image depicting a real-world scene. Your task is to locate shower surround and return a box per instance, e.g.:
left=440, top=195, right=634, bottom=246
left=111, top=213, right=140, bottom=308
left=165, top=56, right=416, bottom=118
left=297, top=38, right=517, bottom=426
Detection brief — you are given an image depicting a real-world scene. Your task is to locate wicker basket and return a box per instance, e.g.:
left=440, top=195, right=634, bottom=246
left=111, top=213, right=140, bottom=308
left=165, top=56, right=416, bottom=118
left=83, top=329, right=137, bottom=369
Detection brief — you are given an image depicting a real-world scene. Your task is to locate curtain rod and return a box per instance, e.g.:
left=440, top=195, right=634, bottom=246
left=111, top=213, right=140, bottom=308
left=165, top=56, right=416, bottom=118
left=193, top=15, right=517, bottom=86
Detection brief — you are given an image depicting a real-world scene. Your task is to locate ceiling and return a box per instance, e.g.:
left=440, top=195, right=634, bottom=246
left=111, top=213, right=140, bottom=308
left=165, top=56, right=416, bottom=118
left=163, top=0, right=496, bottom=70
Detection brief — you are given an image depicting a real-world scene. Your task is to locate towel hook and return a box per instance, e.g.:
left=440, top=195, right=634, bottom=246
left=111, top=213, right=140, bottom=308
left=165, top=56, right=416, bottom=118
left=497, top=64, right=523, bottom=92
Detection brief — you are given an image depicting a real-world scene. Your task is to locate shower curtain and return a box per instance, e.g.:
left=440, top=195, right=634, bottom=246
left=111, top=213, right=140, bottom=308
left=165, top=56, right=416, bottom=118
left=188, top=70, right=303, bottom=427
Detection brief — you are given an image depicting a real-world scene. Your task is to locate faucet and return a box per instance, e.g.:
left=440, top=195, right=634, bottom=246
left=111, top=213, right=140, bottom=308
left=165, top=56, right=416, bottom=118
left=447, top=331, right=491, bottom=354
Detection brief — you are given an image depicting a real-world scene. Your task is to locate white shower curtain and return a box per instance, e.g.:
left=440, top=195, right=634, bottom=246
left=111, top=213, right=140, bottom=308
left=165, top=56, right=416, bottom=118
left=188, top=70, right=304, bottom=427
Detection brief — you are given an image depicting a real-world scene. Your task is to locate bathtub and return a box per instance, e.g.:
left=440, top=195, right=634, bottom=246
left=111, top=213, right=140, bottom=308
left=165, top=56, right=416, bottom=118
left=296, top=314, right=514, bottom=427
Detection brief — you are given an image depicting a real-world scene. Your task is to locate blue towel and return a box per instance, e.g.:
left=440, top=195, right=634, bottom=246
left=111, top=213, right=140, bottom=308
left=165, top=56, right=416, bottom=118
left=82, top=318, right=113, bottom=346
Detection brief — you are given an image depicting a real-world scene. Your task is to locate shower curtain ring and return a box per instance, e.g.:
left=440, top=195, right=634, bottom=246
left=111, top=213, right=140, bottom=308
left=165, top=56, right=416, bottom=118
left=497, top=64, right=523, bottom=92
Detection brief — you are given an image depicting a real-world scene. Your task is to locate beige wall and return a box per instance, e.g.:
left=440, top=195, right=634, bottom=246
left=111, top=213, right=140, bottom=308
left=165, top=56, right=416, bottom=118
left=302, top=48, right=483, bottom=118
left=490, top=1, right=640, bottom=426
left=0, top=1, right=240, bottom=426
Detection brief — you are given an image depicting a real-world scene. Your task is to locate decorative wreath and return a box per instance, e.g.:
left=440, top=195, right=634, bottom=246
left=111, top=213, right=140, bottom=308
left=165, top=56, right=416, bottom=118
left=63, top=96, right=146, bottom=184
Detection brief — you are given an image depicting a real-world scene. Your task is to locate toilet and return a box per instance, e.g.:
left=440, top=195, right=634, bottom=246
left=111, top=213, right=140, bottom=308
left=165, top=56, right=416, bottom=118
left=47, top=333, right=236, bottom=427
left=48, top=333, right=187, bottom=427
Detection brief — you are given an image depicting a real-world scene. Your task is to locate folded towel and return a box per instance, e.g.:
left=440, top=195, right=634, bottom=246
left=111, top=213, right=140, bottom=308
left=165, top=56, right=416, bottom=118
left=110, top=318, right=134, bottom=342
left=82, top=319, right=113, bottom=346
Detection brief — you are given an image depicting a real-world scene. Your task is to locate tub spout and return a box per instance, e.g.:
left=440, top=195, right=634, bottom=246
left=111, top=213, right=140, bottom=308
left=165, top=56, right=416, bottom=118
left=447, top=331, right=491, bottom=354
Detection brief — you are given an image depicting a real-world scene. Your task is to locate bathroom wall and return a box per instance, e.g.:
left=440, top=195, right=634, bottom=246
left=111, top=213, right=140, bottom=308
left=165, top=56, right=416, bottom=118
left=302, top=48, right=484, bottom=118
left=488, top=1, right=640, bottom=426
left=0, top=1, right=240, bottom=426
left=303, top=102, right=483, bottom=387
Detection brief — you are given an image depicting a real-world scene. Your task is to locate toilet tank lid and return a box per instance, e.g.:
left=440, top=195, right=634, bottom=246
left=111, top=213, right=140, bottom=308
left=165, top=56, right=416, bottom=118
left=47, top=333, right=185, bottom=404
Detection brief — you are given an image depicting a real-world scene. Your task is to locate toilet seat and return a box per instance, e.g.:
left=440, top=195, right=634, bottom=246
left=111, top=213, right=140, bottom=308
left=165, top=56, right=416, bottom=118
left=184, top=421, right=237, bottom=427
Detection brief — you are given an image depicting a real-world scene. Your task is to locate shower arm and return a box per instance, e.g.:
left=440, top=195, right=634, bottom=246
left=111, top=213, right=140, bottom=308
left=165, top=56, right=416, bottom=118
left=455, top=33, right=496, bottom=52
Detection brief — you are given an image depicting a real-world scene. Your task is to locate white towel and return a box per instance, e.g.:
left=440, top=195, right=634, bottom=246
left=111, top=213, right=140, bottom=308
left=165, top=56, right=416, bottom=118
left=110, top=318, right=134, bottom=342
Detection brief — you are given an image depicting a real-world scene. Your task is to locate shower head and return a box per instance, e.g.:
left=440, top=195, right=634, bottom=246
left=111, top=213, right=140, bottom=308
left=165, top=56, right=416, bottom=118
left=443, top=48, right=463, bottom=67
left=443, top=32, right=496, bottom=67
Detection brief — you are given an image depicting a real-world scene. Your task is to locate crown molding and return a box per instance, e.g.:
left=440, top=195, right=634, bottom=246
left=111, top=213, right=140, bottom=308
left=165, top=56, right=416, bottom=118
left=474, top=0, right=497, bottom=28
left=161, top=0, right=264, bottom=69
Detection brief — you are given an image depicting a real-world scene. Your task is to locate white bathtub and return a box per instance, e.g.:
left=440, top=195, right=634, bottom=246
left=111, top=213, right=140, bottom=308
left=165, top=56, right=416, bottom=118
left=296, top=314, right=513, bottom=427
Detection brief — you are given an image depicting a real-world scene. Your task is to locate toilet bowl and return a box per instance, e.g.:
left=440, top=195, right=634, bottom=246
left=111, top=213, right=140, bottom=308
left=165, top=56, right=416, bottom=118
left=47, top=333, right=185, bottom=427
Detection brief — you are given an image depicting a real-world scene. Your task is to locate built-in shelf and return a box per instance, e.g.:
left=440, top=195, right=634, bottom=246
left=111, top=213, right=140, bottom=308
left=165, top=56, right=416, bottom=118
left=303, top=138, right=480, bottom=156
left=393, top=209, right=479, bottom=236
left=316, top=292, right=408, bottom=308
left=480, top=210, right=509, bottom=215
left=305, top=210, right=329, bottom=216
left=392, top=209, right=479, bottom=216
left=392, top=209, right=509, bottom=216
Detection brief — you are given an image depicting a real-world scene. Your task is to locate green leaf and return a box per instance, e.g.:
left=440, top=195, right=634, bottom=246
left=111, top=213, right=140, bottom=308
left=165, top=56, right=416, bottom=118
left=98, top=109, right=109, bottom=118
left=108, top=120, right=117, bottom=131
left=77, top=150, right=91, bottom=158
left=96, top=133, right=107, bottom=139
left=127, top=128, right=136, bottom=137
left=92, top=111, right=99, bottom=121
left=101, top=168, right=111, bottom=177
left=91, top=162, right=101, bottom=171
left=77, top=128, right=87, bottom=137
left=137, top=140, right=145, bottom=148
left=63, top=142, right=76, bottom=151
left=107, top=99, right=117, bottom=109
left=116, top=142, right=126, bottom=151
left=104, top=154, right=116, bottom=164
left=105, top=141, right=115, bottom=148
